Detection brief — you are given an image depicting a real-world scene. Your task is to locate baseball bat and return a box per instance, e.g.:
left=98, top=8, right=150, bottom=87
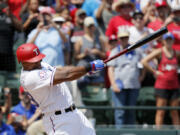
left=104, top=26, right=168, bottom=63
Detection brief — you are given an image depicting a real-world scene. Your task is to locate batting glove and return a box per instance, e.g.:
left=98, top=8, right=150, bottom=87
left=90, top=59, right=105, bottom=72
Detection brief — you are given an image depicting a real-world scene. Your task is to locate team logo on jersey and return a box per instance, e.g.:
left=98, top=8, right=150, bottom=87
left=39, top=70, right=48, bottom=80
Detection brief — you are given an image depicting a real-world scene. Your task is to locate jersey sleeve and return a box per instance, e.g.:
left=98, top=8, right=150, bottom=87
left=22, top=67, right=56, bottom=91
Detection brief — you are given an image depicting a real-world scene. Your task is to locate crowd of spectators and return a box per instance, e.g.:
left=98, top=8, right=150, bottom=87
left=0, top=0, right=179, bottom=134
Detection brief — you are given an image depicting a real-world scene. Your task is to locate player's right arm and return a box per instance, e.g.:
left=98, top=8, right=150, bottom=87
left=53, top=60, right=105, bottom=85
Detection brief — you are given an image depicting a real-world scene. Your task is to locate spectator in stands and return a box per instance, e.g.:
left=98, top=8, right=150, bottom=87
left=141, top=0, right=157, bottom=25
left=167, top=3, right=180, bottom=50
left=27, top=7, right=66, bottom=66
left=0, top=87, right=15, bottom=135
left=71, top=9, right=86, bottom=44
left=105, top=34, right=118, bottom=89
left=141, top=33, right=180, bottom=127
left=0, top=1, right=22, bottom=72
left=129, top=10, right=155, bottom=55
left=148, top=0, right=170, bottom=31
left=1, top=87, right=12, bottom=116
left=7, top=86, right=40, bottom=135
left=70, top=9, right=86, bottom=64
left=52, top=15, right=71, bottom=65
left=82, top=0, right=100, bottom=17
left=0, top=108, right=16, bottom=135
left=95, top=0, right=116, bottom=35
left=147, top=0, right=171, bottom=49
left=0, top=88, right=16, bottom=135
left=56, top=7, right=74, bottom=36
left=7, top=0, right=26, bottom=20
left=70, top=0, right=84, bottom=24
left=107, top=30, right=144, bottom=127
left=105, top=0, right=134, bottom=37
left=74, top=16, right=106, bottom=89
left=21, top=0, right=39, bottom=38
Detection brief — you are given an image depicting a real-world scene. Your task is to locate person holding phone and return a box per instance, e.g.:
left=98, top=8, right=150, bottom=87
left=26, top=7, right=67, bottom=67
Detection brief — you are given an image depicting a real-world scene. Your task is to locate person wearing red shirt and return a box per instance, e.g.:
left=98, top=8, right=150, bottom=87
left=148, top=0, right=170, bottom=31
left=70, top=0, right=84, bottom=24
left=141, top=33, right=180, bottom=127
left=8, top=0, right=26, bottom=20
left=167, top=6, right=180, bottom=50
left=105, top=0, right=134, bottom=37
left=147, top=0, right=171, bottom=48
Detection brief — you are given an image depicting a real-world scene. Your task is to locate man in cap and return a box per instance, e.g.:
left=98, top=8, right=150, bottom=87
left=129, top=10, right=155, bottom=54
left=106, top=0, right=134, bottom=37
left=107, top=30, right=144, bottom=127
left=148, top=0, right=170, bottom=31
left=74, top=16, right=106, bottom=89
left=16, top=43, right=105, bottom=135
left=71, top=9, right=86, bottom=44
left=167, top=3, right=180, bottom=50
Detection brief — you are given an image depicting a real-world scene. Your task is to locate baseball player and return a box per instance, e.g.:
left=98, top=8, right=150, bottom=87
left=16, top=43, right=105, bottom=135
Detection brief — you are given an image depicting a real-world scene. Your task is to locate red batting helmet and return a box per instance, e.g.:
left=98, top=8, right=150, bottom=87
left=16, top=43, right=45, bottom=63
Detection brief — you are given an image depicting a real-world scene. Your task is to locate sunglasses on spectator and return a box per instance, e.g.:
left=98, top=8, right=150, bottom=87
left=134, top=16, right=143, bottom=20
left=79, top=14, right=86, bottom=19
left=88, top=24, right=95, bottom=28
left=109, top=39, right=117, bottom=43
left=119, top=4, right=132, bottom=9
left=119, top=36, right=129, bottom=40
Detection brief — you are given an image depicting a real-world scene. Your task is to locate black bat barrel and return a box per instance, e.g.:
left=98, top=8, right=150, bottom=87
left=127, top=27, right=168, bottom=51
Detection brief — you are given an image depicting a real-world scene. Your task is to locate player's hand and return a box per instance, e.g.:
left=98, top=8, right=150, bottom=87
left=90, top=59, right=105, bottom=72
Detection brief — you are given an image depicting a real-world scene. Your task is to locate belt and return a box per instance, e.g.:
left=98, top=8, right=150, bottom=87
left=42, top=104, right=76, bottom=117
left=55, top=104, right=76, bottom=115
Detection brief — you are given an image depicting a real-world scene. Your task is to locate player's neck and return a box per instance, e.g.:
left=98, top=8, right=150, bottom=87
left=22, top=62, right=42, bottom=71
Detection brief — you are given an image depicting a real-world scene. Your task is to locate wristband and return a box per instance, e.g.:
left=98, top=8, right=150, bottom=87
left=84, top=63, right=92, bottom=72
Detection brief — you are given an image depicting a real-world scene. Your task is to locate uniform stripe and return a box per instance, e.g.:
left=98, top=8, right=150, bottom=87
left=50, top=67, right=56, bottom=86
left=50, top=116, right=55, bottom=133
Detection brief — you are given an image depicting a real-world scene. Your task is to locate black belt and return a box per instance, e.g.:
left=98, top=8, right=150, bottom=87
left=55, top=104, right=76, bottom=115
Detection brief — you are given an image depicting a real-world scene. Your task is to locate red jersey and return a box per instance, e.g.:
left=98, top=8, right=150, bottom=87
left=8, top=0, right=26, bottom=20
left=148, top=19, right=164, bottom=48
left=167, top=23, right=180, bottom=51
left=105, top=15, right=133, bottom=37
left=155, top=49, right=179, bottom=89
left=148, top=19, right=163, bottom=31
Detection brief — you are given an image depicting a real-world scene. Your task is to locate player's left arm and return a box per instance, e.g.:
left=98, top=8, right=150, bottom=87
left=53, top=60, right=105, bottom=85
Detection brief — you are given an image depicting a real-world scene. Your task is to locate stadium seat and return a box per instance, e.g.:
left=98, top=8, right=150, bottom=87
left=136, top=86, right=156, bottom=124
left=137, top=86, right=155, bottom=105
left=81, top=85, right=109, bottom=103
left=81, top=85, right=113, bottom=124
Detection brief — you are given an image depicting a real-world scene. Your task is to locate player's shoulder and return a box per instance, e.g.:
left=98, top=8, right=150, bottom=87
left=20, top=69, right=41, bottom=89
left=20, top=62, right=55, bottom=90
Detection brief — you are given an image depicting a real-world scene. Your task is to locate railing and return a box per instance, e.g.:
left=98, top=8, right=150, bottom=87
left=77, top=106, right=180, bottom=110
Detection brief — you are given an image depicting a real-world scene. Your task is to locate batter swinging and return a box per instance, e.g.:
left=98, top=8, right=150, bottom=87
left=16, top=43, right=105, bottom=135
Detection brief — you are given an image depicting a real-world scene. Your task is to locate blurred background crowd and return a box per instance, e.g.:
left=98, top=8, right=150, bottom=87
left=0, top=0, right=179, bottom=134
